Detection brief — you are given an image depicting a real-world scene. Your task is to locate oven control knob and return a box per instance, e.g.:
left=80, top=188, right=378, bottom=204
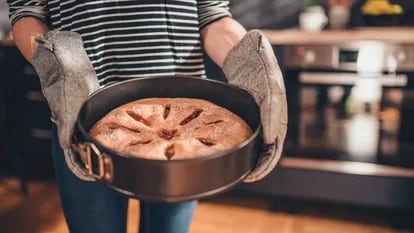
left=304, top=50, right=316, bottom=64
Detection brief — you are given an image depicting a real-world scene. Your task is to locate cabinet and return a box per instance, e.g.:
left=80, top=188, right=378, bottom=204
left=0, top=46, right=54, bottom=181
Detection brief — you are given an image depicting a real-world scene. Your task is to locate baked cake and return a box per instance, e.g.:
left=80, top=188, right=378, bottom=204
left=89, top=98, right=252, bottom=160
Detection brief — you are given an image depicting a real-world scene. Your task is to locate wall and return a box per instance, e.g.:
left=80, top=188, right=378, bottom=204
left=230, top=0, right=414, bottom=29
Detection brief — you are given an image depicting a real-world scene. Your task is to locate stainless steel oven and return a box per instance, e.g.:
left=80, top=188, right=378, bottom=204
left=240, top=41, right=414, bottom=211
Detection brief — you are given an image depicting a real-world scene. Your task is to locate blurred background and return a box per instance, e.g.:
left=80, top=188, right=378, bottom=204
left=1, top=0, right=414, bottom=232
left=230, top=0, right=414, bottom=29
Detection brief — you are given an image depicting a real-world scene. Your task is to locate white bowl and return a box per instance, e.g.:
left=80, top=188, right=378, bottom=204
left=299, top=11, right=328, bottom=32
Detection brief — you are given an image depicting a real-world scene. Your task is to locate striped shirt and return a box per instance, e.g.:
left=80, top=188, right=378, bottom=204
left=7, top=0, right=231, bottom=85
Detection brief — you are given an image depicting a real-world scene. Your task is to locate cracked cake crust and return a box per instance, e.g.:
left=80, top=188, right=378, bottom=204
left=89, top=98, right=252, bottom=160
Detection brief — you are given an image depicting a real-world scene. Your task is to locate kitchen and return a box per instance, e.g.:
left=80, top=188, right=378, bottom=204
left=1, top=0, right=414, bottom=232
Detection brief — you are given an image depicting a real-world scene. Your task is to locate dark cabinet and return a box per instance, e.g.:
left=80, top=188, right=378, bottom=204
left=0, top=46, right=54, bottom=181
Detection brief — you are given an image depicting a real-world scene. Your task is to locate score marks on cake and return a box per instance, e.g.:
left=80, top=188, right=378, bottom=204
left=158, top=129, right=179, bottom=140
left=128, top=139, right=152, bottom=146
left=165, top=144, right=175, bottom=159
left=180, top=109, right=203, bottom=125
left=163, top=104, right=171, bottom=119
left=127, top=110, right=152, bottom=127
left=197, top=138, right=216, bottom=147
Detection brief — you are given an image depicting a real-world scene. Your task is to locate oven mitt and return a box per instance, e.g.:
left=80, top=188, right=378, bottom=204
left=32, top=30, right=100, bottom=181
left=223, top=30, right=288, bottom=182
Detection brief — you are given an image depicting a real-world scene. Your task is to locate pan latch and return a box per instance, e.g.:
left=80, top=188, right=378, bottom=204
left=73, top=142, right=113, bottom=182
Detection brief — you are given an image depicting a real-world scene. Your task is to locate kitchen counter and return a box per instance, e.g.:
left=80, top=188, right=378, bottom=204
left=3, top=27, right=414, bottom=46
left=262, top=27, right=414, bottom=45
left=0, top=34, right=14, bottom=47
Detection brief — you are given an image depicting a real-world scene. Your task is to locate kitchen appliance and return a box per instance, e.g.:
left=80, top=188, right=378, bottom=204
left=72, top=76, right=261, bottom=203
left=241, top=41, right=414, bottom=211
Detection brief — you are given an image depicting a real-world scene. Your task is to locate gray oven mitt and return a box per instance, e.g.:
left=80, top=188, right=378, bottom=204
left=223, top=30, right=288, bottom=183
left=32, top=30, right=100, bottom=181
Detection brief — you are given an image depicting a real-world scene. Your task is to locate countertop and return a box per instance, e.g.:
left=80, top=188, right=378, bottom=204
left=2, top=27, right=414, bottom=47
left=0, top=34, right=14, bottom=46
left=262, top=27, right=414, bottom=45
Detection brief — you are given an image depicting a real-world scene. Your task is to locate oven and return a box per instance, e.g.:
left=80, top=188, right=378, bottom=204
left=240, top=41, right=414, bottom=211
left=285, top=42, right=414, bottom=173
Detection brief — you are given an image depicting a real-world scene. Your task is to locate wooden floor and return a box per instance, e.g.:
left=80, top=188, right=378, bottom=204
left=0, top=177, right=413, bottom=233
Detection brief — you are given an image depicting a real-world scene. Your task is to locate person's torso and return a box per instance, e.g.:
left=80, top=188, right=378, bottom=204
left=47, top=0, right=205, bottom=85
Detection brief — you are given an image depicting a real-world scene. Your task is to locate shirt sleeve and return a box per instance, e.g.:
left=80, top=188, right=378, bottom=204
left=7, top=0, right=48, bottom=26
left=197, top=0, right=232, bottom=30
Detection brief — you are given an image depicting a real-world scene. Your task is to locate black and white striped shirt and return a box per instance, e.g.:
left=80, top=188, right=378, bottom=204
left=7, top=0, right=231, bottom=85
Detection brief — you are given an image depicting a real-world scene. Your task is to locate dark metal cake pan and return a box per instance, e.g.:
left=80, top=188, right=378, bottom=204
left=72, top=76, right=261, bottom=202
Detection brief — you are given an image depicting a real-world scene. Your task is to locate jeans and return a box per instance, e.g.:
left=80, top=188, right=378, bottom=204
left=51, top=125, right=197, bottom=233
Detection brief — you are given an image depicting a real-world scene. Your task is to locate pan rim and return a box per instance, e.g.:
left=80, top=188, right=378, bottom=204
left=76, top=76, right=262, bottom=163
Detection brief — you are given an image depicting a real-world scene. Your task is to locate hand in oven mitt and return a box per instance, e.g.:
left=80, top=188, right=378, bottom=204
left=223, top=30, right=288, bottom=182
left=32, top=30, right=100, bottom=181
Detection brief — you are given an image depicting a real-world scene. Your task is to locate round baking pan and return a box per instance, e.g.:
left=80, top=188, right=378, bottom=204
left=72, top=76, right=261, bottom=202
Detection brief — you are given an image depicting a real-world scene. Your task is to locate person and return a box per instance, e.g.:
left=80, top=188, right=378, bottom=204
left=7, top=1, right=287, bottom=233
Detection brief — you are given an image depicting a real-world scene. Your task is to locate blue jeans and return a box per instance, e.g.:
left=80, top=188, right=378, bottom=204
left=51, top=125, right=197, bottom=233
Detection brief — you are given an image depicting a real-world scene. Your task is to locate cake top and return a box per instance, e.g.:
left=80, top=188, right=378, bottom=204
left=89, top=98, right=252, bottom=160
